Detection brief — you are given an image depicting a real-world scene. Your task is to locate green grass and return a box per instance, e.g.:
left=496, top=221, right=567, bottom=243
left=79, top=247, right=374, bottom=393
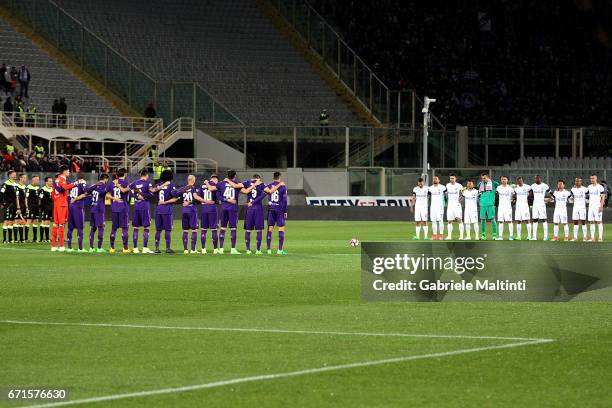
left=0, top=221, right=610, bottom=407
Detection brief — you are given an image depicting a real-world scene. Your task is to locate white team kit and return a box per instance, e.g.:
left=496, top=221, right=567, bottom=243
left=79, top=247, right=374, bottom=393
left=496, top=184, right=514, bottom=222
left=552, top=190, right=571, bottom=224
left=462, top=189, right=479, bottom=224
left=531, top=183, right=550, bottom=219
left=513, top=184, right=532, bottom=221
left=570, top=186, right=588, bottom=221
left=445, top=182, right=463, bottom=220
left=412, top=186, right=429, bottom=221
left=428, top=184, right=446, bottom=222
left=587, top=183, right=605, bottom=222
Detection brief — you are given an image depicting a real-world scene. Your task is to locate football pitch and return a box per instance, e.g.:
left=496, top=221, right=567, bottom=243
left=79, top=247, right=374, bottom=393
left=0, top=221, right=610, bottom=407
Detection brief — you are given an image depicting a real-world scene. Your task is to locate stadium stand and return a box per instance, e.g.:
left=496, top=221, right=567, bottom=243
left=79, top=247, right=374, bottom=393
left=509, top=156, right=612, bottom=170
left=309, top=0, right=612, bottom=127
left=54, top=0, right=362, bottom=126
left=0, top=18, right=120, bottom=116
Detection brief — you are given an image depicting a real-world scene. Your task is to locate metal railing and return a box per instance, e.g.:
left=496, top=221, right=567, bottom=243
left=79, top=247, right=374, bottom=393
left=1, top=111, right=163, bottom=133
left=0, top=0, right=244, bottom=126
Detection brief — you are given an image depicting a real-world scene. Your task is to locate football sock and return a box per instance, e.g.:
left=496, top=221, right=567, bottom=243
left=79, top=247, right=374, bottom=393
left=58, top=226, right=65, bottom=246
left=279, top=231, right=285, bottom=250
left=423, top=226, right=429, bottom=237
left=155, top=230, right=161, bottom=249
left=110, top=228, right=116, bottom=249
left=97, top=225, right=104, bottom=248
left=542, top=222, right=548, bottom=239
left=25, top=225, right=29, bottom=241
left=66, top=227, right=73, bottom=248
left=447, top=223, right=453, bottom=237
left=438, top=221, right=444, bottom=236
left=212, top=230, right=218, bottom=249
left=532, top=222, right=538, bottom=238
left=416, top=225, right=421, bottom=238
left=564, top=224, right=569, bottom=238
left=32, top=224, right=37, bottom=241
left=598, top=223, right=604, bottom=240
left=474, top=223, right=479, bottom=236
left=245, top=231, right=251, bottom=250
left=508, top=223, right=513, bottom=238
left=51, top=225, right=57, bottom=246
left=492, top=221, right=498, bottom=236
left=499, top=223, right=504, bottom=237
left=133, top=228, right=139, bottom=248
left=122, top=229, right=128, bottom=249
left=432, top=223, right=438, bottom=236
left=164, top=230, right=171, bottom=249
left=201, top=229, right=207, bottom=249
left=256, top=231, right=262, bottom=250
left=77, top=228, right=83, bottom=250
left=590, top=223, right=596, bottom=239
left=266, top=231, right=272, bottom=249
left=230, top=229, right=237, bottom=248
left=553, top=224, right=559, bottom=237
left=517, top=223, right=522, bottom=237
left=191, top=231, right=197, bottom=251
left=2, top=225, right=6, bottom=242
left=219, top=230, right=225, bottom=248
left=526, top=223, right=532, bottom=238
left=573, top=225, right=579, bottom=239
left=143, top=228, right=149, bottom=247
left=182, top=231, right=188, bottom=250
left=480, top=221, right=486, bottom=236
left=458, top=222, right=464, bottom=237
left=582, top=224, right=587, bottom=239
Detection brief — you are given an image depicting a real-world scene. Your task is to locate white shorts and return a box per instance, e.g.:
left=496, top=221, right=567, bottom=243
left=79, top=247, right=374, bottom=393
left=497, top=206, right=513, bottom=222
left=446, top=204, right=462, bottom=221
left=588, top=207, right=603, bottom=222
left=515, top=205, right=531, bottom=221
left=532, top=205, right=547, bottom=220
left=572, top=207, right=586, bottom=221
left=429, top=206, right=444, bottom=222
left=414, top=206, right=428, bottom=222
left=553, top=209, right=568, bottom=224
left=464, top=209, right=478, bottom=224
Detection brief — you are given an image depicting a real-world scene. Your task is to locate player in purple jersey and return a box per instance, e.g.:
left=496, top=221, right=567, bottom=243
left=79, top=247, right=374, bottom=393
left=86, top=173, right=109, bottom=253
left=66, top=173, right=88, bottom=252
left=105, top=168, right=131, bottom=253
left=129, top=169, right=154, bottom=254
left=206, top=169, right=247, bottom=254
left=194, top=174, right=219, bottom=254
left=243, top=174, right=282, bottom=254
left=176, top=175, right=200, bottom=254
left=152, top=169, right=178, bottom=253
left=266, top=171, right=288, bottom=255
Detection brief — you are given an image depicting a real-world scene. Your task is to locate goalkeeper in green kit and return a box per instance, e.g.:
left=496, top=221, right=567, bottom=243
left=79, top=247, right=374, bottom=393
left=477, top=172, right=499, bottom=240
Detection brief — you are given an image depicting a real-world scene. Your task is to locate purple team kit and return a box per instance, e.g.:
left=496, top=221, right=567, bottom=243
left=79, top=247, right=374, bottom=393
left=76, top=172, right=287, bottom=253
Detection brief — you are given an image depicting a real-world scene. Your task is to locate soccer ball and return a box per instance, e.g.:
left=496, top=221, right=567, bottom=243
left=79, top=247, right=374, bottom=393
left=349, top=238, right=360, bottom=247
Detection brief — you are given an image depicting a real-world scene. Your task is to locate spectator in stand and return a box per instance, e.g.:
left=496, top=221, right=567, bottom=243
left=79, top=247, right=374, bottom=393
left=144, top=102, right=156, bottom=119
left=2, top=151, right=14, bottom=170
left=319, top=109, right=330, bottom=136
left=15, top=97, right=25, bottom=127
left=3, top=96, right=13, bottom=113
left=0, top=63, right=7, bottom=93
left=70, top=156, right=81, bottom=173
left=3, top=66, right=12, bottom=95
left=34, top=140, right=45, bottom=160
left=51, top=99, right=59, bottom=127
left=27, top=153, right=40, bottom=172
left=9, top=67, right=17, bottom=95
left=18, top=66, right=30, bottom=99
left=57, top=97, right=67, bottom=127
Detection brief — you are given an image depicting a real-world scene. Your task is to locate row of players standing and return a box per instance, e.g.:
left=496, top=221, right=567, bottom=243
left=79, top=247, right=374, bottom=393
left=56, top=168, right=288, bottom=254
left=411, top=173, right=607, bottom=241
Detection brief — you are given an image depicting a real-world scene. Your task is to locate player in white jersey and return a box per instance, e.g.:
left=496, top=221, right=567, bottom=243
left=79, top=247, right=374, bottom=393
left=410, top=177, right=429, bottom=239
left=551, top=180, right=571, bottom=241
left=428, top=176, right=446, bottom=240
left=445, top=174, right=464, bottom=240
left=461, top=179, right=479, bottom=240
left=530, top=175, right=551, bottom=240
left=587, top=174, right=606, bottom=241
left=513, top=176, right=532, bottom=240
left=570, top=177, right=588, bottom=241
left=495, top=175, right=514, bottom=240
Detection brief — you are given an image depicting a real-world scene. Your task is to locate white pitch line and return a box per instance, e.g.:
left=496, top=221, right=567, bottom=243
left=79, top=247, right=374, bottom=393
left=19, top=338, right=553, bottom=408
left=0, top=320, right=552, bottom=342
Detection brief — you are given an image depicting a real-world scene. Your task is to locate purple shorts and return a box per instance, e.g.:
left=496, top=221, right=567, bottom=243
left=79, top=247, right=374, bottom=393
left=90, top=210, right=105, bottom=228
left=111, top=210, right=129, bottom=229
left=245, top=206, right=264, bottom=230
left=132, top=208, right=151, bottom=228
left=267, top=210, right=286, bottom=227
left=201, top=208, right=218, bottom=229
left=220, top=205, right=238, bottom=229
left=182, top=206, right=198, bottom=230
left=68, top=208, right=85, bottom=230
left=155, top=213, right=173, bottom=231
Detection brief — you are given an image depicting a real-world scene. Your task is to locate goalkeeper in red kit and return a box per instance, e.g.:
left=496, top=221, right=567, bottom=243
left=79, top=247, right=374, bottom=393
left=51, top=165, right=76, bottom=252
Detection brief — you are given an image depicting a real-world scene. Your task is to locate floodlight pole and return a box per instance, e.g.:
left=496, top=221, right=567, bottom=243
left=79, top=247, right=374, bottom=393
left=421, top=96, right=436, bottom=183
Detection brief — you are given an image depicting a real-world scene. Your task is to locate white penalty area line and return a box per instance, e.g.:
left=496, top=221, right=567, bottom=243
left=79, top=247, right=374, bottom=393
left=1, top=320, right=554, bottom=408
